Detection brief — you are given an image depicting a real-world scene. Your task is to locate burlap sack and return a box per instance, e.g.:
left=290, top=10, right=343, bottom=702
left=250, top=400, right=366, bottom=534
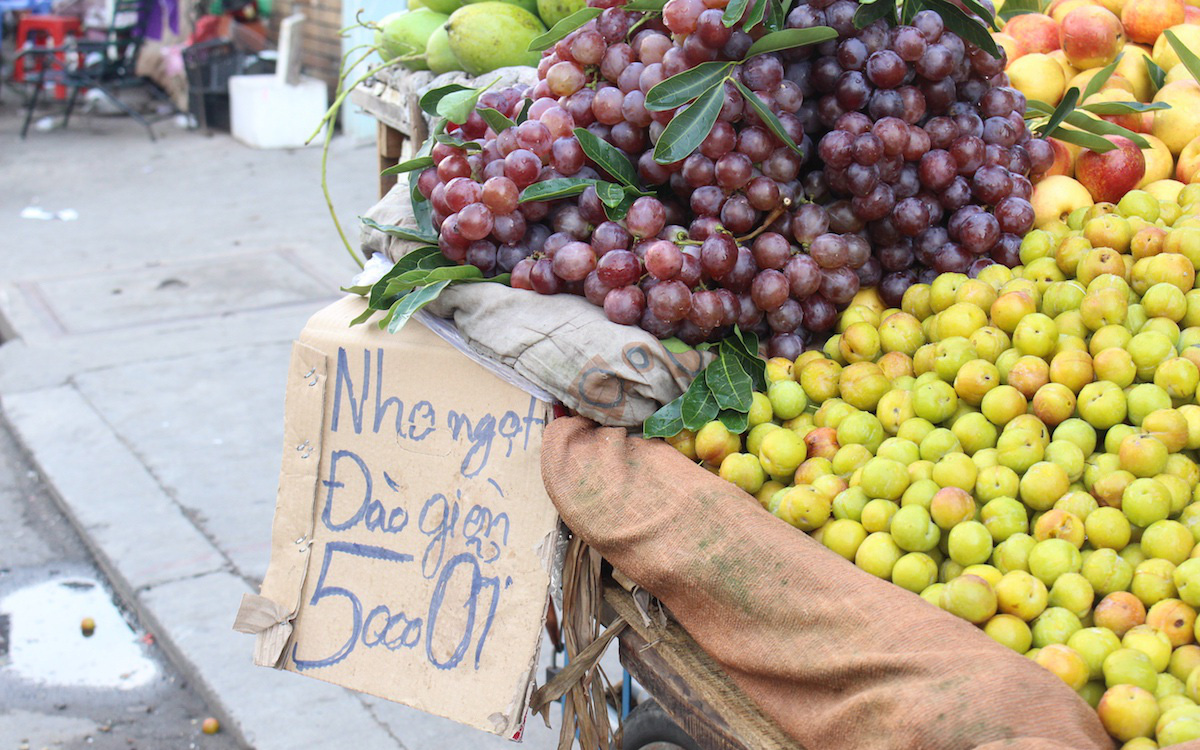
left=358, top=180, right=711, bottom=427
left=538, top=418, right=1193, bottom=750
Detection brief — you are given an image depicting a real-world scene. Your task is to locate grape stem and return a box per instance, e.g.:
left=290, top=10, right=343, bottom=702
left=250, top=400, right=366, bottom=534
left=735, top=199, right=792, bottom=244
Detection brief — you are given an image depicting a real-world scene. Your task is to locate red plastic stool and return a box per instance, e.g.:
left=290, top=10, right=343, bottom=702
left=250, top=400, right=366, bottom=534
left=15, top=14, right=82, bottom=99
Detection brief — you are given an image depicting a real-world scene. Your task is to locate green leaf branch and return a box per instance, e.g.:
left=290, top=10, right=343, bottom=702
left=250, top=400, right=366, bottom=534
left=643, top=332, right=767, bottom=438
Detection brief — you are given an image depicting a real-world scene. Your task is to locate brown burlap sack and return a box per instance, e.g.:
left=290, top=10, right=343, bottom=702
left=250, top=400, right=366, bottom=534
left=539, top=417, right=1172, bottom=750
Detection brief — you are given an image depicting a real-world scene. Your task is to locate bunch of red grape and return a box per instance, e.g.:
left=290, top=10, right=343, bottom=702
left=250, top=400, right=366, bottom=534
left=414, top=0, right=1054, bottom=358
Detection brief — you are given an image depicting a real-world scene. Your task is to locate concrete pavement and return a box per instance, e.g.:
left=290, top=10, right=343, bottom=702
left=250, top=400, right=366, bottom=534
left=0, top=105, right=563, bottom=748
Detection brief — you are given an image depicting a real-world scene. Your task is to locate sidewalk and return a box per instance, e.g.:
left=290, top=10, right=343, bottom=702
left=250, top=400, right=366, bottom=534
left=0, top=108, right=561, bottom=749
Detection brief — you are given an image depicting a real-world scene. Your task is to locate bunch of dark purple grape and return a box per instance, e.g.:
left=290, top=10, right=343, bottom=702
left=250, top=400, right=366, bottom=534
left=412, top=0, right=1054, bottom=358
left=792, top=2, right=1054, bottom=310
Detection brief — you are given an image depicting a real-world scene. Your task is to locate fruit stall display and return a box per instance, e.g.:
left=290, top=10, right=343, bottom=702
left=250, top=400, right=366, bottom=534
left=340, top=0, right=1200, bottom=743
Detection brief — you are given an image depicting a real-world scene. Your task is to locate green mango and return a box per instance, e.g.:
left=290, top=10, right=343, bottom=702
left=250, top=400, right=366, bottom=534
left=466, top=0, right=540, bottom=20
left=422, top=0, right=465, bottom=15
left=407, top=0, right=427, bottom=9
left=536, top=0, right=584, bottom=29
left=375, top=8, right=449, bottom=70
left=445, top=2, right=545, bottom=76
left=425, top=25, right=460, bottom=74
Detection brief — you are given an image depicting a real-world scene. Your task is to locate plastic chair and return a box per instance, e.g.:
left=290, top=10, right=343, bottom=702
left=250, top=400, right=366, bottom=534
left=0, top=0, right=53, bottom=37
left=15, top=0, right=179, bottom=139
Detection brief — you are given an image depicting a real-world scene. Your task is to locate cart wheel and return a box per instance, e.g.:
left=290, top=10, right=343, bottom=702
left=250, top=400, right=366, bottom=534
left=621, top=699, right=702, bottom=750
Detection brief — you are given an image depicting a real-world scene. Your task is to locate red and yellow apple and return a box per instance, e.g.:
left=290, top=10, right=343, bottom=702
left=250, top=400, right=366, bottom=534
left=1005, top=13, right=1062, bottom=56
left=1075, top=135, right=1148, bottom=202
left=1060, top=5, right=1126, bottom=68
left=1122, top=0, right=1186, bottom=43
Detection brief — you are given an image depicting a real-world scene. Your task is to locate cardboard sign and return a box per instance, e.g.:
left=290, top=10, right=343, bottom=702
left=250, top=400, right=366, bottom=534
left=236, top=296, right=561, bottom=739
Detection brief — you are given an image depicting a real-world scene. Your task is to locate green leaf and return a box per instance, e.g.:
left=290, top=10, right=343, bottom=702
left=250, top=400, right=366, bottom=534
left=643, top=398, right=685, bottom=438
left=573, top=127, right=642, bottom=188
left=514, top=98, right=533, bottom=124
left=997, top=0, right=1041, bottom=20
left=653, top=82, right=725, bottom=164
left=765, top=0, right=785, bottom=32
left=478, top=106, right=516, bottom=134
left=519, top=177, right=600, bottom=203
left=436, top=77, right=499, bottom=125
left=360, top=216, right=437, bottom=245
left=349, top=305, right=377, bottom=326
left=1080, top=100, right=1170, bottom=115
left=744, top=27, right=838, bottom=57
left=958, top=0, right=999, bottom=30
left=381, top=155, right=433, bottom=177
left=408, top=137, right=435, bottom=237
left=602, top=191, right=636, bottom=221
left=645, top=61, right=735, bottom=111
left=855, top=0, right=897, bottom=28
left=1038, top=86, right=1080, bottom=139
left=722, top=0, right=750, bottom=27
left=1024, top=99, right=1056, bottom=116
left=382, top=264, right=484, bottom=298
left=1147, top=57, right=1167, bottom=94
left=527, top=6, right=603, bottom=51
left=920, top=0, right=999, bottom=58
left=730, top=77, right=803, bottom=155
left=1081, top=53, right=1123, bottom=102
left=705, top=348, right=753, bottom=412
left=718, top=409, right=749, bottom=433
left=726, top=329, right=766, bottom=391
left=1050, top=126, right=1119, bottom=152
left=680, top=377, right=720, bottom=430
left=367, top=249, right=438, bottom=310
left=383, top=280, right=452, bottom=334
left=1166, top=29, right=1200, bottom=84
left=623, top=0, right=667, bottom=10
left=660, top=337, right=694, bottom=353
left=419, top=84, right=472, bottom=116
left=1061, top=110, right=1150, bottom=148
left=433, top=132, right=483, bottom=150
left=595, top=181, right=627, bottom=207
left=743, top=0, right=767, bottom=30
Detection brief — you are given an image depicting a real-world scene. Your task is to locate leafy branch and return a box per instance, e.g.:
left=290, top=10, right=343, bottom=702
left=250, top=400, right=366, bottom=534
left=643, top=328, right=767, bottom=438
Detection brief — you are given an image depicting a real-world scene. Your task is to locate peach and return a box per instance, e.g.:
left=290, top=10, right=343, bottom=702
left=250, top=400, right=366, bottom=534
left=1084, top=89, right=1145, bottom=133
left=1067, top=68, right=1135, bottom=95
left=1153, top=24, right=1200, bottom=72
left=1049, top=49, right=1081, bottom=81
left=1033, top=174, right=1094, bottom=226
left=1114, top=43, right=1156, bottom=102
left=1076, top=135, right=1147, bottom=202
left=1005, top=13, right=1063, bottom=56
left=1178, top=135, right=1200, bottom=183
left=1122, top=0, right=1186, bottom=43
left=1060, top=5, right=1126, bottom=68
left=993, top=31, right=1021, bottom=62
left=1046, top=137, right=1081, bottom=177
left=1152, top=80, right=1200, bottom=155
left=1140, top=133, right=1176, bottom=187
left=1049, top=0, right=1100, bottom=22
left=1095, top=591, right=1148, bottom=636
left=1009, top=53, right=1069, bottom=105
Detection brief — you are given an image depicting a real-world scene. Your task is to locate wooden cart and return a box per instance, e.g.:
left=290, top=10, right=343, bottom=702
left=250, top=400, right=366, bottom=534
left=350, top=71, right=801, bottom=750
